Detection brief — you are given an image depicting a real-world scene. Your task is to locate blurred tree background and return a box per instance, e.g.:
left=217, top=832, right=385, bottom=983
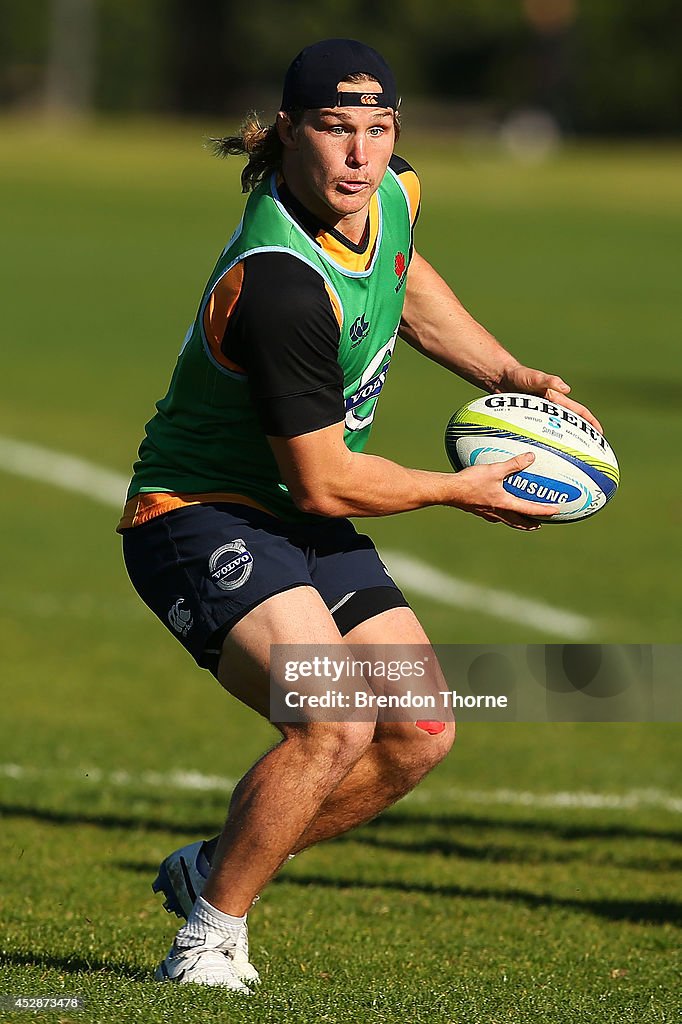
left=0, top=0, right=680, bottom=133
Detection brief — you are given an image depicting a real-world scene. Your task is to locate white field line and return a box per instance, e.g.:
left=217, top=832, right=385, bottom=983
left=0, top=436, right=127, bottom=507
left=1, top=762, right=680, bottom=814
left=0, top=762, right=237, bottom=793
left=382, top=550, right=592, bottom=639
left=407, top=785, right=682, bottom=814
left=0, top=434, right=593, bottom=637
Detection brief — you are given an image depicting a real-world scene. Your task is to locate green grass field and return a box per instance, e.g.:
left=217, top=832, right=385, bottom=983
left=1, top=120, right=680, bottom=1022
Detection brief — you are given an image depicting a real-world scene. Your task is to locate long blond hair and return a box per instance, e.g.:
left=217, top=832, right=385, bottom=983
left=210, top=74, right=401, bottom=193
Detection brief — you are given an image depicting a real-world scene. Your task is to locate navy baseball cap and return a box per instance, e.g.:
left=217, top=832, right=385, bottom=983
left=281, top=39, right=398, bottom=112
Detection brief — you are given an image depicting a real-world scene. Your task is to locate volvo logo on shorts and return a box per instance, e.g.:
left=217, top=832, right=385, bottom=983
left=168, top=597, right=193, bottom=637
left=209, top=539, right=254, bottom=591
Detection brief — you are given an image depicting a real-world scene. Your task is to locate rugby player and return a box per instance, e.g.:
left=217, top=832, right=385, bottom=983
left=118, top=39, right=601, bottom=991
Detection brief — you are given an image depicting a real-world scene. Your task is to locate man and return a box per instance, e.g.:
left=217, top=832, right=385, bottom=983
left=119, top=39, right=600, bottom=991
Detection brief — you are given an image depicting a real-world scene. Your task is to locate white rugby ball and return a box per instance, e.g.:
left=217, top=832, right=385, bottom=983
left=445, top=393, right=619, bottom=523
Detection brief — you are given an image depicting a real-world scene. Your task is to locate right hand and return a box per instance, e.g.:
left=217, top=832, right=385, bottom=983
left=448, top=452, right=559, bottom=531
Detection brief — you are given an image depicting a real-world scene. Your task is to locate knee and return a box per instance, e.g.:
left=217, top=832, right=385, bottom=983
left=378, top=719, right=455, bottom=780
left=413, top=718, right=456, bottom=772
left=416, top=718, right=456, bottom=764
left=285, top=718, right=376, bottom=772
left=329, top=719, right=377, bottom=766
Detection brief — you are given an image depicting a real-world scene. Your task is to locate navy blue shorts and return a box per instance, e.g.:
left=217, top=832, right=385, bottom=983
left=122, top=503, right=409, bottom=673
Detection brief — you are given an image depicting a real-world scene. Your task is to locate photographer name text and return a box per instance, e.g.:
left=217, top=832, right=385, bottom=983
left=283, top=690, right=507, bottom=710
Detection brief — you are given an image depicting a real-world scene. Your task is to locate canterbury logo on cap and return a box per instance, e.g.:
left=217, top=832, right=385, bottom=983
left=336, top=90, right=392, bottom=108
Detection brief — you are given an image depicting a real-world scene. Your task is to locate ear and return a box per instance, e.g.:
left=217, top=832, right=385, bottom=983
left=277, top=111, right=299, bottom=149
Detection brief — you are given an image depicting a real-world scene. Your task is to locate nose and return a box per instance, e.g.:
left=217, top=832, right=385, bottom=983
left=347, top=133, right=368, bottom=168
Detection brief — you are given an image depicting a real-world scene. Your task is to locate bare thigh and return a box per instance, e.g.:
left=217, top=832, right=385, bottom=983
left=344, top=606, right=456, bottom=746
left=215, top=584, right=345, bottom=721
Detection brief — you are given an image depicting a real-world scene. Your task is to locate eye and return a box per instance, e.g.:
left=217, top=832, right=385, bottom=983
left=329, top=125, right=348, bottom=135
left=368, top=126, right=386, bottom=137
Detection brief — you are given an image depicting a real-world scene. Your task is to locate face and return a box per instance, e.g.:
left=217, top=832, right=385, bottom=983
left=278, top=79, right=396, bottom=238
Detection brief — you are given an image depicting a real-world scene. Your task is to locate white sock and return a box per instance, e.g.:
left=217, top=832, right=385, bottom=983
left=177, top=895, right=246, bottom=947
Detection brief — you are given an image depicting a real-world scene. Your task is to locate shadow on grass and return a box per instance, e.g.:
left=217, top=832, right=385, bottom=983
left=331, top=817, right=682, bottom=872
left=371, top=810, right=682, bottom=844
left=276, top=873, right=682, bottom=927
left=0, top=801, right=219, bottom=835
left=2, top=950, right=147, bottom=981
left=2, top=802, right=678, bottom=845
left=372, top=811, right=679, bottom=843
left=4, top=801, right=680, bottom=881
left=116, top=859, right=162, bottom=874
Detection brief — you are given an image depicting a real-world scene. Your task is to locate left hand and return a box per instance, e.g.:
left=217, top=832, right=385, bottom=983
left=498, top=366, right=603, bottom=434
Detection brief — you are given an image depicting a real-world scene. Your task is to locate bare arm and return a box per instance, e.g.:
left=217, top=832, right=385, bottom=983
left=269, top=422, right=556, bottom=530
left=400, top=251, right=602, bottom=432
